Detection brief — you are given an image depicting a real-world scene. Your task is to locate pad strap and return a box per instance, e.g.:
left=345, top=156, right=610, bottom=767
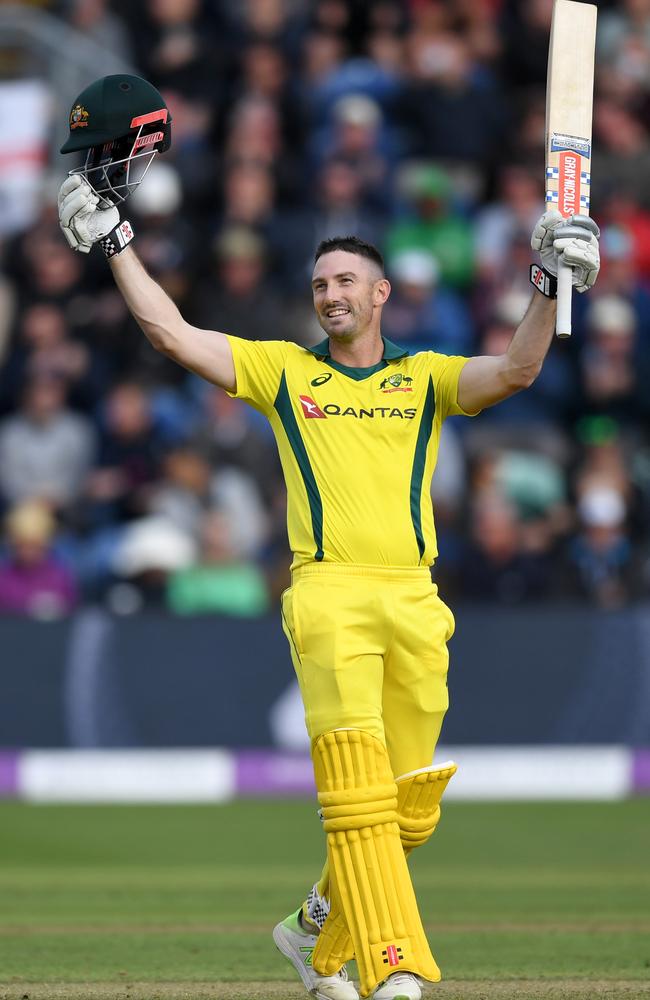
left=100, top=220, right=135, bottom=258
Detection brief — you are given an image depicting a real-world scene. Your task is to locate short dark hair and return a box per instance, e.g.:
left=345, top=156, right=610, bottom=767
left=314, top=235, right=384, bottom=273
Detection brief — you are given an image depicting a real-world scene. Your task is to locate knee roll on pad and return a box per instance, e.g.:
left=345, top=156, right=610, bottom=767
left=397, top=761, right=457, bottom=854
left=311, top=729, right=440, bottom=997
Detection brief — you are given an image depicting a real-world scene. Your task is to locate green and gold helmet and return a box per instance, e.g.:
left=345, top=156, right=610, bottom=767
left=60, top=75, right=172, bottom=204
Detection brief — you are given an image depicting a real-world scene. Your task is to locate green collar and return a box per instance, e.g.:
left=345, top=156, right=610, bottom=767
left=306, top=336, right=409, bottom=361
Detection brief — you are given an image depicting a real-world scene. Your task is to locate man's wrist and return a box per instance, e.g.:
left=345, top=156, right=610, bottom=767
left=530, top=264, right=557, bottom=299
left=100, top=220, right=135, bottom=259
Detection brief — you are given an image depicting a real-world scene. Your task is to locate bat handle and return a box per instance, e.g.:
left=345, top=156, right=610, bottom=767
left=556, top=258, right=572, bottom=338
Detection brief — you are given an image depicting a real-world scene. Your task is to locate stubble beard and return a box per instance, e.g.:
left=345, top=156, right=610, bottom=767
left=319, top=300, right=374, bottom=340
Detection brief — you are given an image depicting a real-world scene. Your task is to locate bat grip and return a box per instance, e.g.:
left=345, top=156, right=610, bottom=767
left=556, top=259, right=572, bottom=338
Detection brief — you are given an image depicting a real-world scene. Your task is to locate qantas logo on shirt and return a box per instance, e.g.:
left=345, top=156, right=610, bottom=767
left=298, top=396, right=416, bottom=420
left=299, top=395, right=327, bottom=418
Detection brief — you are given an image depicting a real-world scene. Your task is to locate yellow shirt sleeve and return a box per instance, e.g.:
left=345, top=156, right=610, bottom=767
left=225, top=335, right=290, bottom=415
left=428, top=352, right=481, bottom=419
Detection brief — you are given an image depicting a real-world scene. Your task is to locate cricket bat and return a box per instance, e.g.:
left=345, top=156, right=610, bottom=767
left=545, top=0, right=598, bottom=338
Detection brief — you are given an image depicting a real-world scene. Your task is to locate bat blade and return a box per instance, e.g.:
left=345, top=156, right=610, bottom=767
left=545, top=0, right=598, bottom=338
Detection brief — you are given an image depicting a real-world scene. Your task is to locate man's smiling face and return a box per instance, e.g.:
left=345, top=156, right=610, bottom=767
left=311, top=249, right=386, bottom=339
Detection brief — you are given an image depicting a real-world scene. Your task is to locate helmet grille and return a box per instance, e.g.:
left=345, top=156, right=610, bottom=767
left=69, top=122, right=164, bottom=205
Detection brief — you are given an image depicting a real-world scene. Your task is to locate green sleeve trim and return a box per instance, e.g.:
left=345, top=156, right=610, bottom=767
left=274, top=371, right=324, bottom=561
left=409, top=375, right=435, bottom=559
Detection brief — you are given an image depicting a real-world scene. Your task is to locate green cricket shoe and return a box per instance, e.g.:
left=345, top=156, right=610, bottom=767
left=272, top=908, right=359, bottom=1000
left=371, top=972, right=422, bottom=1000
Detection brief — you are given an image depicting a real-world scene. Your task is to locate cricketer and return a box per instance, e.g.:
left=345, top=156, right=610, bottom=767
left=57, top=75, right=601, bottom=1000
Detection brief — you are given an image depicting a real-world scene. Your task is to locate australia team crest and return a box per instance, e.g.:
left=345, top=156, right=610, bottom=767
left=69, top=104, right=89, bottom=129
left=379, top=373, right=413, bottom=393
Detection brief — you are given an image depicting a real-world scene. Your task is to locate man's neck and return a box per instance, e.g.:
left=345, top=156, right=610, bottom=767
left=328, top=331, right=384, bottom=368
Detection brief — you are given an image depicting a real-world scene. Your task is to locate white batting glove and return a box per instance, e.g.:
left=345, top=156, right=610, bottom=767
left=531, top=210, right=600, bottom=293
left=553, top=215, right=600, bottom=292
left=58, top=175, right=120, bottom=253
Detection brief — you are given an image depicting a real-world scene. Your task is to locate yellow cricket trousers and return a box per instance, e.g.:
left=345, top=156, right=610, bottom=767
left=281, top=562, right=455, bottom=777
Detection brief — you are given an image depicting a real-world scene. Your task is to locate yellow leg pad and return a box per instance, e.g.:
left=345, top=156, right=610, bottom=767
left=397, top=762, right=457, bottom=855
left=312, top=759, right=458, bottom=978
left=311, top=730, right=440, bottom=997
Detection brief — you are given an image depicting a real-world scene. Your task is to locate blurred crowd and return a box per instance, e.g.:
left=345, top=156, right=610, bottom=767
left=1, top=0, right=650, bottom=617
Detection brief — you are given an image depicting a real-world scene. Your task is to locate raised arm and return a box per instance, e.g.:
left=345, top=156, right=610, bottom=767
left=109, top=246, right=236, bottom=392
left=457, top=292, right=555, bottom=413
left=58, top=174, right=236, bottom=392
left=457, top=211, right=600, bottom=415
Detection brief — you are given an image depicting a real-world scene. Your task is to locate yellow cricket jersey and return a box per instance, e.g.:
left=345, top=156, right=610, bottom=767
left=226, top=334, right=475, bottom=569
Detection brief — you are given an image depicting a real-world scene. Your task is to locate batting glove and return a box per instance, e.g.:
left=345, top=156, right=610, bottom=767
left=531, top=210, right=600, bottom=292
left=58, top=174, right=119, bottom=253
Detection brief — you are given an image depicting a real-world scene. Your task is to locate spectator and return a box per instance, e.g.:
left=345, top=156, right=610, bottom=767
left=84, top=381, right=162, bottom=527
left=0, top=500, right=78, bottom=618
left=239, top=42, right=290, bottom=104
left=592, top=99, right=650, bottom=210
left=278, top=157, right=385, bottom=291
left=218, top=161, right=278, bottom=235
left=14, top=226, right=88, bottom=308
left=401, top=27, right=508, bottom=168
left=189, top=226, right=290, bottom=344
left=598, top=0, right=650, bottom=104
left=565, top=485, right=637, bottom=608
left=147, top=445, right=269, bottom=558
left=310, top=93, right=394, bottom=212
left=167, top=510, right=270, bottom=617
left=66, top=0, right=134, bottom=62
left=299, top=30, right=349, bottom=119
left=157, top=88, right=217, bottom=212
left=577, top=295, right=639, bottom=424
left=386, top=165, right=475, bottom=290
left=129, top=160, right=189, bottom=287
left=474, top=164, right=545, bottom=294
left=0, top=302, right=110, bottom=413
left=599, top=190, right=650, bottom=285
left=0, top=374, right=95, bottom=511
left=224, top=96, right=284, bottom=171
left=501, top=0, right=555, bottom=89
left=237, top=0, right=295, bottom=45
left=188, top=386, right=282, bottom=508
left=459, top=491, right=555, bottom=603
left=135, top=0, right=222, bottom=100
left=110, top=515, right=197, bottom=610
left=382, top=249, right=473, bottom=355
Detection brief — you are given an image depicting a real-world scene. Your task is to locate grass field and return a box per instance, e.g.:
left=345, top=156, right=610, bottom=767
left=0, top=798, right=649, bottom=1000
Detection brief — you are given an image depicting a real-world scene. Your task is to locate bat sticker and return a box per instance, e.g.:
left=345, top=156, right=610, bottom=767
left=550, top=132, right=591, bottom=157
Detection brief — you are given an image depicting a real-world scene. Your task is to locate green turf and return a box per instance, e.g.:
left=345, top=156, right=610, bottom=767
left=0, top=799, right=649, bottom=999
